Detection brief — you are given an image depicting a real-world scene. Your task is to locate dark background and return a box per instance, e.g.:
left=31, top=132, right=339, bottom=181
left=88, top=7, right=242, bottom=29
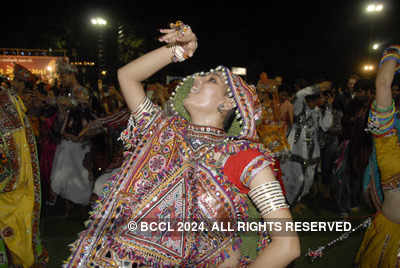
left=2, top=0, right=399, bottom=86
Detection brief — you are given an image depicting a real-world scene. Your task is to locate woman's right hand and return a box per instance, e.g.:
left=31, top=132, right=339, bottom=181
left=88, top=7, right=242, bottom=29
left=159, top=21, right=198, bottom=58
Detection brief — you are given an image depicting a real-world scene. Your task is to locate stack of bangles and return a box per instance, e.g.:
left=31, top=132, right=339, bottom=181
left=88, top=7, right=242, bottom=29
left=368, top=100, right=396, bottom=137
left=379, top=45, right=400, bottom=74
left=248, top=181, right=289, bottom=218
left=170, top=21, right=195, bottom=63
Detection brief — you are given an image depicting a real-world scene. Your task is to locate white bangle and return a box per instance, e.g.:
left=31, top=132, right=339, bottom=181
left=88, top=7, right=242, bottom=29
left=248, top=181, right=289, bottom=217
left=171, top=44, right=186, bottom=63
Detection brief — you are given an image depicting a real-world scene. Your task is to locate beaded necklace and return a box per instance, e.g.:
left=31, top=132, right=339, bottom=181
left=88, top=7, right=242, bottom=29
left=185, top=124, right=225, bottom=150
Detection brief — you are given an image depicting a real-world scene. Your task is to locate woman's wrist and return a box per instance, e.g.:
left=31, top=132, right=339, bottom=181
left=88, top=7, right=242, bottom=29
left=169, top=44, right=186, bottom=63
left=380, top=45, right=400, bottom=73
left=160, top=21, right=197, bottom=63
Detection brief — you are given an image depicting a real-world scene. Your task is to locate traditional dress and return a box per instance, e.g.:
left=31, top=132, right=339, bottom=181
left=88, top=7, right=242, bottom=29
left=0, top=87, right=47, bottom=267
left=50, top=138, right=92, bottom=206
left=93, top=168, right=121, bottom=197
left=256, top=74, right=289, bottom=156
left=355, top=101, right=400, bottom=267
left=281, top=85, right=333, bottom=204
left=50, top=102, right=94, bottom=206
left=65, top=66, right=286, bottom=267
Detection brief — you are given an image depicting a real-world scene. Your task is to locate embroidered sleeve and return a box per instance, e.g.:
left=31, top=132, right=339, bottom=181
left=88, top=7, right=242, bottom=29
left=223, top=149, right=275, bottom=194
left=240, top=155, right=272, bottom=188
left=119, top=96, right=162, bottom=150
left=367, top=100, right=396, bottom=137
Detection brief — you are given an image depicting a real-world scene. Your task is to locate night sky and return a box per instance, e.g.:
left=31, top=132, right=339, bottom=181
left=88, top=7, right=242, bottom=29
left=2, top=0, right=399, bottom=85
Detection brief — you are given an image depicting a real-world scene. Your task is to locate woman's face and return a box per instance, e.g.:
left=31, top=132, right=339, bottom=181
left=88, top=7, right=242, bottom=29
left=183, top=72, right=227, bottom=114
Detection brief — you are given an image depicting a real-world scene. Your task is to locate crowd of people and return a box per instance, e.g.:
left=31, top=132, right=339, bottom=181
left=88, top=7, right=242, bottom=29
left=0, top=21, right=399, bottom=267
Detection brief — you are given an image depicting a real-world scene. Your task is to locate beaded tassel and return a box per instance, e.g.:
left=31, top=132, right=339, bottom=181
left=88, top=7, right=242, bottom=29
left=306, top=218, right=372, bottom=262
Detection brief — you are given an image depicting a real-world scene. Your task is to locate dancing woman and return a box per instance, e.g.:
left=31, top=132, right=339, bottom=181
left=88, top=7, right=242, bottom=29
left=355, top=45, right=400, bottom=267
left=50, top=107, right=94, bottom=216
left=65, top=21, right=300, bottom=267
left=0, top=67, right=47, bottom=267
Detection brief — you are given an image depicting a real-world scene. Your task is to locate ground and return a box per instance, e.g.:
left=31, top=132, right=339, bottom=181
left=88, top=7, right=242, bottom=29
left=40, top=190, right=375, bottom=267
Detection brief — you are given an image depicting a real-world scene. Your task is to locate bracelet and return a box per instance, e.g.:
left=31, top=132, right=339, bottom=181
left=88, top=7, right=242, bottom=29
left=383, top=45, right=400, bottom=56
left=248, top=181, right=289, bottom=217
left=133, top=96, right=154, bottom=122
left=171, top=44, right=186, bottom=63
left=371, top=100, right=395, bottom=114
left=379, top=53, right=400, bottom=67
left=169, top=21, right=193, bottom=63
left=380, top=45, right=400, bottom=73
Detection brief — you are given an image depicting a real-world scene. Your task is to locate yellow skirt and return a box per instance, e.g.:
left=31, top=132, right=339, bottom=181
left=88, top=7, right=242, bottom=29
left=355, top=212, right=400, bottom=267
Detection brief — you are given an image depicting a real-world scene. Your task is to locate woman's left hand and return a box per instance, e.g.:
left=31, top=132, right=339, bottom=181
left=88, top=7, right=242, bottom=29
left=159, top=21, right=198, bottom=58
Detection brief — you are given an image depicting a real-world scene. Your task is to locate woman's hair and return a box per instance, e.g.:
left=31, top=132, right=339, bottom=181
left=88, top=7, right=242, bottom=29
left=342, top=97, right=366, bottom=139
left=65, top=106, right=95, bottom=136
left=347, top=103, right=373, bottom=182
left=279, top=91, right=289, bottom=100
left=65, top=108, right=83, bottom=136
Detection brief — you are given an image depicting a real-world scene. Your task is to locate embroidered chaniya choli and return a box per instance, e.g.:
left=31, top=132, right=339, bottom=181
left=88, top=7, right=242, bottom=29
left=0, top=87, right=47, bottom=267
left=65, top=67, right=287, bottom=267
left=355, top=100, right=400, bottom=267
left=256, top=81, right=289, bottom=157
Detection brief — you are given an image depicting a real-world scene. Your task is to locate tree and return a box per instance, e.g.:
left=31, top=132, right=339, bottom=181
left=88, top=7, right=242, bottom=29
left=117, top=25, right=146, bottom=65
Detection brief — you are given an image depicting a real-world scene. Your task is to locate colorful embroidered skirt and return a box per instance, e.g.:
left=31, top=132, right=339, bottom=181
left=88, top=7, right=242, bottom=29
left=257, top=124, right=289, bottom=155
left=355, top=212, right=400, bottom=267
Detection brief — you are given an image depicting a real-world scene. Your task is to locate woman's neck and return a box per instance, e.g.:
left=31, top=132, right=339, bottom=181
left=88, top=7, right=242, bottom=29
left=190, top=115, right=224, bottom=130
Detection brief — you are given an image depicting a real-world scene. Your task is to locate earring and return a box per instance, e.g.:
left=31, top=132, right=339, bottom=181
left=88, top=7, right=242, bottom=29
left=217, top=104, right=224, bottom=114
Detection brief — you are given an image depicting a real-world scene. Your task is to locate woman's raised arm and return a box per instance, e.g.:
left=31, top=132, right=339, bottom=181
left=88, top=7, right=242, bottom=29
left=375, top=46, right=400, bottom=109
left=117, top=21, right=197, bottom=112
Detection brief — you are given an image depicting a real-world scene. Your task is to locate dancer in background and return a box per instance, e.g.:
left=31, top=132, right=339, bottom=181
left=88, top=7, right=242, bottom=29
left=256, top=73, right=290, bottom=156
left=281, top=81, right=333, bottom=208
left=0, top=66, right=47, bottom=267
left=50, top=106, right=94, bottom=217
left=355, top=45, right=400, bottom=267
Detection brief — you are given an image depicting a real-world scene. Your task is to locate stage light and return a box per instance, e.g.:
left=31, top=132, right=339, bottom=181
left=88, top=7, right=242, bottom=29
left=366, top=3, right=384, bottom=13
